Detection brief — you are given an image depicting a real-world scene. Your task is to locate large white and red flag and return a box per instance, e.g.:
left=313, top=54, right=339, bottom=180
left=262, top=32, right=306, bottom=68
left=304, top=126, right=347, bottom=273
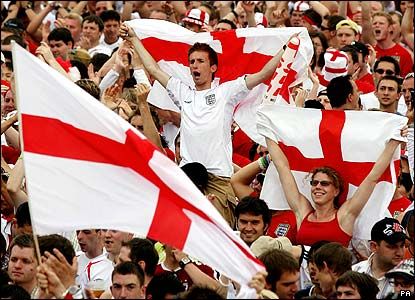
left=257, top=104, right=407, bottom=240
left=12, top=43, right=264, bottom=288
left=127, top=19, right=313, bottom=144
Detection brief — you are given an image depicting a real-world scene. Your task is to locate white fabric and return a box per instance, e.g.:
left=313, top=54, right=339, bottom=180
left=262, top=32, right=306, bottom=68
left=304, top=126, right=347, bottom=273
left=99, top=36, right=122, bottom=53
left=88, top=44, right=112, bottom=57
left=12, top=43, right=264, bottom=288
left=166, top=76, right=249, bottom=177
left=407, top=127, right=414, bottom=181
left=360, top=91, right=380, bottom=111
left=256, top=104, right=407, bottom=240
left=126, top=19, right=313, bottom=145
left=77, top=252, right=113, bottom=290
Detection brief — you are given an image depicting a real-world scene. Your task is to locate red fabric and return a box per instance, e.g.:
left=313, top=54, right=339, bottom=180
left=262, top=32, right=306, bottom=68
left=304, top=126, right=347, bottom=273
left=163, top=147, right=175, bottom=161
left=25, top=36, right=39, bottom=55
left=1, top=145, right=20, bottom=164
left=388, top=196, right=412, bottom=218
left=267, top=210, right=297, bottom=244
left=356, top=73, right=375, bottom=94
left=55, top=57, right=72, bottom=73
left=232, top=128, right=254, bottom=159
left=296, top=211, right=352, bottom=247
left=232, top=153, right=251, bottom=168
left=154, top=263, right=214, bottom=290
left=374, top=43, right=414, bottom=77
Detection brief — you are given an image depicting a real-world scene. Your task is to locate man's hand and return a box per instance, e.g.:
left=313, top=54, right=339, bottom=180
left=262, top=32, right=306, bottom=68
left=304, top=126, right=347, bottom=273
left=135, top=83, right=150, bottom=104
left=37, top=264, right=67, bottom=299
left=119, top=23, right=137, bottom=41
left=248, top=270, right=268, bottom=296
left=36, top=42, right=55, bottom=63
left=241, top=1, right=256, bottom=13
left=102, top=84, right=122, bottom=109
left=88, top=64, right=101, bottom=86
left=171, top=248, right=188, bottom=262
left=79, top=36, right=92, bottom=50
left=43, top=249, right=77, bottom=289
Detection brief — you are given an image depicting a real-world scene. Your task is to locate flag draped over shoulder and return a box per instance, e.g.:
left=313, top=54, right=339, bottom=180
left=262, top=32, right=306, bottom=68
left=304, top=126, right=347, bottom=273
left=127, top=19, right=313, bottom=144
left=257, top=104, right=407, bottom=240
left=12, top=43, right=264, bottom=287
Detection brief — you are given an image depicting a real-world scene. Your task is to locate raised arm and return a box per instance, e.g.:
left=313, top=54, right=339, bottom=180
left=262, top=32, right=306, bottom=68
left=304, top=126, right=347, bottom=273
left=6, top=157, right=28, bottom=208
left=339, top=139, right=401, bottom=231
left=245, top=47, right=284, bottom=90
left=135, top=83, right=166, bottom=153
left=119, top=23, right=170, bottom=88
left=401, top=2, right=414, bottom=51
left=230, top=157, right=267, bottom=199
left=361, top=1, right=376, bottom=46
left=265, top=137, right=312, bottom=223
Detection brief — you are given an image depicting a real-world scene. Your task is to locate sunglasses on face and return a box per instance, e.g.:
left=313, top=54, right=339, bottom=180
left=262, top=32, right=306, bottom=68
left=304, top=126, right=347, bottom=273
left=375, top=68, right=395, bottom=76
left=310, top=180, right=333, bottom=187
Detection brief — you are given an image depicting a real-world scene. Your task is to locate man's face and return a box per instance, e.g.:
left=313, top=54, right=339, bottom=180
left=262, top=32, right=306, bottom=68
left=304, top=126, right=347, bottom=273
left=371, top=240, right=405, bottom=269
left=82, top=21, right=101, bottom=43
left=111, top=273, right=145, bottom=299
left=103, top=20, right=120, bottom=44
left=1, top=63, right=13, bottom=82
left=316, top=265, right=336, bottom=296
left=390, top=14, right=401, bottom=42
left=188, top=50, right=216, bottom=89
left=65, top=18, right=82, bottom=42
left=290, top=11, right=304, bottom=27
left=390, top=274, right=415, bottom=294
left=103, top=230, right=132, bottom=257
left=372, top=16, right=391, bottom=42
left=237, top=212, right=267, bottom=245
left=8, top=246, right=38, bottom=286
left=2, top=89, right=15, bottom=116
left=375, top=79, right=400, bottom=110
left=318, top=95, right=332, bottom=110
left=345, top=53, right=359, bottom=76
left=402, top=77, right=414, bottom=107
left=214, top=22, right=232, bottom=31
left=374, top=61, right=396, bottom=83
left=336, top=28, right=357, bottom=48
left=275, top=271, right=299, bottom=299
left=336, top=284, right=361, bottom=299
left=77, top=229, right=102, bottom=256
left=48, top=40, right=71, bottom=60
left=184, top=22, right=202, bottom=33
left=95, top=1, right=108, bottom=16
left=118, top=246, right=131, bottom=264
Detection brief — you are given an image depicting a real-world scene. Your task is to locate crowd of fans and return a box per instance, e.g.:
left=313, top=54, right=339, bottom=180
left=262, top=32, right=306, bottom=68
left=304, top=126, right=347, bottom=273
left=1, top=1, right=414, bottom=299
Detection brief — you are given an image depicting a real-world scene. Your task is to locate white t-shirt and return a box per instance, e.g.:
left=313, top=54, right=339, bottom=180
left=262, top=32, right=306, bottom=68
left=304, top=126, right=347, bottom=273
left=99, top=36, right=122, bottom=53
left=166, top=76, right=250, bottom=177
left=76, top=251, right=113, bottom=290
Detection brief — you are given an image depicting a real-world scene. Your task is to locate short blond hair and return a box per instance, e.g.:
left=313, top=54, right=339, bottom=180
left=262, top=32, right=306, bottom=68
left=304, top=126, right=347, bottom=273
left=372, top=11, right=393, bottom=25
left=65, top=12, right=83, bottom=25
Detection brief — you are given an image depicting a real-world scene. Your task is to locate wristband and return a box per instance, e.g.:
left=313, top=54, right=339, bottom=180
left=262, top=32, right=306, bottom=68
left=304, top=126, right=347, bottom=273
left=257, top=155, right=270, bottom=171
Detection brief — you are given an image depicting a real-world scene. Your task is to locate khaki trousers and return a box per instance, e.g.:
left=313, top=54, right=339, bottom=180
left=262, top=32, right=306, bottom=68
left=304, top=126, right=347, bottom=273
left=205, top=173, right=237, bottom=229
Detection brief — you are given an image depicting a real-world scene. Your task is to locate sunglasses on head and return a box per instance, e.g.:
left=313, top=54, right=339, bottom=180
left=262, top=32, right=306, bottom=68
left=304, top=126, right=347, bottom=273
left=310, top=180, right=333, bottom=187
left=375, top=68, right=395, bottom=76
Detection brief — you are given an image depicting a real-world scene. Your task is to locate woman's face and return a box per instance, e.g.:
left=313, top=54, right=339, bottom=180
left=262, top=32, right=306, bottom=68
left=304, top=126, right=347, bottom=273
left=311, top=172, right=339, bottom=206
left=312, top=36, right=323, bottom=56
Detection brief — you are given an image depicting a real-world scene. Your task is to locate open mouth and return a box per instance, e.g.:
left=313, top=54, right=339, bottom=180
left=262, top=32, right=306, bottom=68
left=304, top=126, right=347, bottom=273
left=192, top=71, right=200, bottom=78
left=374, top=29, right=381, bottom=35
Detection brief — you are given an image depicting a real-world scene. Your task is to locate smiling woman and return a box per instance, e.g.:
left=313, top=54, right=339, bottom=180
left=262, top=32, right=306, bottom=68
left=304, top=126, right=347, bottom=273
left=265, top=136, right=402, bottom=247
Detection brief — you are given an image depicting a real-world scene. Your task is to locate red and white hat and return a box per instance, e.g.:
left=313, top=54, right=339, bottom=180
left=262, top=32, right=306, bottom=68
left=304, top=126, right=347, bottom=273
left=321, top=48, right=349, bottom=86
left=293, top=1, right=310, bottom=12
left=254, top=12, right=268, bottom=28
left=182, top=8, right=210, bottom=26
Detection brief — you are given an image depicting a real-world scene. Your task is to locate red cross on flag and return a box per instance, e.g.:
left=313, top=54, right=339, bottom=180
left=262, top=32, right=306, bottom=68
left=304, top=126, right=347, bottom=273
left=257, top=104, right=407, bottom=240
left=12, top=43, right=264, bottom=288
left=128, top=19, right=313, bottom=144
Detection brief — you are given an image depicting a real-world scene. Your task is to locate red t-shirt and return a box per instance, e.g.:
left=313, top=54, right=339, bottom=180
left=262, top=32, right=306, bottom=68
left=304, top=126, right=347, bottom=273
left=356, top=73, right=375, bottom=94
left=267, top=210, right=298, bottom=245
left=388, top=196, right=412, bottom=218
left=232, top=128, right=254, bottom=160
left=374, top=43, right=414, bottom=77
left=233, top=153, right=251, bottom=168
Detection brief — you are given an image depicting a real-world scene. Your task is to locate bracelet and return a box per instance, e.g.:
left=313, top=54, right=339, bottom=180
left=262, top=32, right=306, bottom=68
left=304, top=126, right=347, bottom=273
left=257, top=155, right=270, bottom=171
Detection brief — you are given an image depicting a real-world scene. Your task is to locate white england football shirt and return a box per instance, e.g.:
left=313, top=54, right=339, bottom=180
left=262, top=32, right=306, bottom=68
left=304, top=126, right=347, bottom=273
left=166, top=76, right=250, bottom=177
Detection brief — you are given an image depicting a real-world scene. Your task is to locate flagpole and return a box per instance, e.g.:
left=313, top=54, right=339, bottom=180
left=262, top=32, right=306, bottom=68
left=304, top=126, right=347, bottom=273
left=11, top=41, right=43, bottom=264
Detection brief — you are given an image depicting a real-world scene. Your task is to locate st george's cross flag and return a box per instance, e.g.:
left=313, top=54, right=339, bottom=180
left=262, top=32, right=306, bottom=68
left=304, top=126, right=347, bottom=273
left=257, top=104, right=407, bottom=240
left=127, top=19, right=313, bottom=145
left=12, top=43, right=264, bottom=288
